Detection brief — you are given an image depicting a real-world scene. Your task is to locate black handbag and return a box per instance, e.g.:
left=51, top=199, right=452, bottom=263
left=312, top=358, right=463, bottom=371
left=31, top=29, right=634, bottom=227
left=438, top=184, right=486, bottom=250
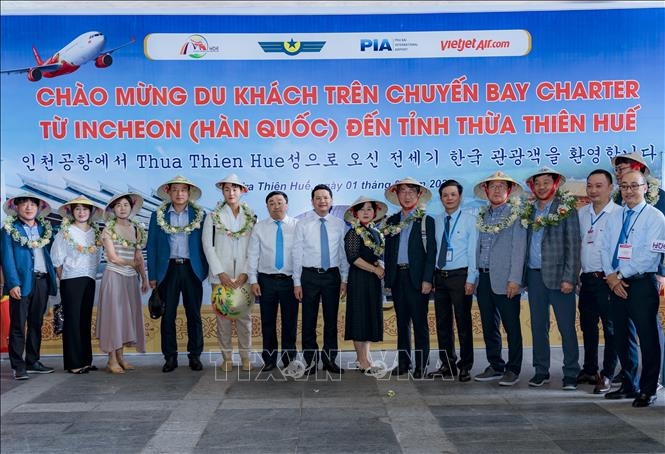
left=52, top=303, right=64, bottom=335
left=148, top=289, right=165, bottom=320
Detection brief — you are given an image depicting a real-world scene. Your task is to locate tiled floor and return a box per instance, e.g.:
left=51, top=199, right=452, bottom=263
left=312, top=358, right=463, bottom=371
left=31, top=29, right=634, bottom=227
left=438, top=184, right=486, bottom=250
left=1, top=348, right=663, bottom=453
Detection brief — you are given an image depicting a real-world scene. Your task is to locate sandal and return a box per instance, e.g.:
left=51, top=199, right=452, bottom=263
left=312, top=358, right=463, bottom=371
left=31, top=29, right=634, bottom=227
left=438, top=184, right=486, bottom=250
left=68, top=368, right=89, bottom=374
left=119, top=360, right=135, bottom=371
left=106, top=363, right=125, bottom=374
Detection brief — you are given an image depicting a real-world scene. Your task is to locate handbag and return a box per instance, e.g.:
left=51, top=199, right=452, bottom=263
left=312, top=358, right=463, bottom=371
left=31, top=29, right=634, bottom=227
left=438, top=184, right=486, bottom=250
left=148, top=288, right=165, bottom=320
left=52, top=302, right=64, bottom=335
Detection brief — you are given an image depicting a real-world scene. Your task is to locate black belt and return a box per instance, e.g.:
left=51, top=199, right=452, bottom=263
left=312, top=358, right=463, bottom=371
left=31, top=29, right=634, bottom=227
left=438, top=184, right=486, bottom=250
left=303, top=267, right=338, bottom=274
left=478, top=268, right=490, bottom=273
left=397, top=264, right=410, bottom=270
left=260, top=273, right=292, bottom=280
left=170, top=258, right=190, bottom=265
left=581, top=271, right=605, bottom=279
left=436, top=267, right=468, bottom=278
left=33, top=272, right=48, bottom=279
left=529, top=268, right=541, bottom=272
left=624, top=272, right=655, bottom=282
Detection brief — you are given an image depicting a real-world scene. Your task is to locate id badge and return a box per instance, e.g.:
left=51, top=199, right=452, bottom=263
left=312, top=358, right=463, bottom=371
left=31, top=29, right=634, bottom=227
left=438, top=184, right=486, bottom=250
left=586, top=229, right=595, bottom=244
left=618, top=243, right=633, bottom=261
left=446, top=248, right=453, bottom=262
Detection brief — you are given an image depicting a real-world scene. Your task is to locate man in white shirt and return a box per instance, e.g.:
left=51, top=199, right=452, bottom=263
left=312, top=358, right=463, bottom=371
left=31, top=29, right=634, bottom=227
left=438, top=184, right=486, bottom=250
left=293, top=184, right=349, bottom=374
left=248, top=191, right=299, bottom=372
left=577, top=169, right=619, bottom=394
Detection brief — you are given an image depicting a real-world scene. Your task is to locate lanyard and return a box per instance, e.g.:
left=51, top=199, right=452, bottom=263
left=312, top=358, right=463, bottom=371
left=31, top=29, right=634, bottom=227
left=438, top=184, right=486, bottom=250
left=589, top=211, right=605, bottom=228
left=444, top=212, right=462, bottom=245
left=621, top=204, right=646, bottom=242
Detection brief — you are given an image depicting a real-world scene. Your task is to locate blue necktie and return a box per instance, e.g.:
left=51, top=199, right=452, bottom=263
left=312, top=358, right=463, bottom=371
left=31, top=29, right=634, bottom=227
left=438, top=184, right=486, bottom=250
left=320, top=218, right=330, bottom=270
left=611, top=209, right=634, bottom=269
left=437, top=215, right=451, bottom=269
left=275, top=220, right=284, bottom=270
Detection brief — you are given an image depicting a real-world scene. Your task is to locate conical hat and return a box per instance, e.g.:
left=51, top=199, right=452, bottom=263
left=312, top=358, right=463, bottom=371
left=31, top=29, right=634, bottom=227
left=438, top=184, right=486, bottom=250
left=525, top=167, right=567, bottom=186
left=215, top=173, right=249, bottom=192
left=343, top=196, right=388, bottom=224
left=384, top=177, right=432, bottom=206
left=104, top=192, right=144, bottom=219
left=156, top=175, right=202, bottom=201
left=58, top=195, right=103, bottom=221
left=611, top=152, right=650, bottom=176
left=3, top=192, right=51, bottom=217
left=473, top=171, right=524, bottom=201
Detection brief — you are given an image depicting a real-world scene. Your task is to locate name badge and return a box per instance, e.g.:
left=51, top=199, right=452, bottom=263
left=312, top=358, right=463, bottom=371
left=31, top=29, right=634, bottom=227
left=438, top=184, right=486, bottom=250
left=618, top=244, right=633, bottom=261
left=650, top=240, right=665, bottom=253
left=446, top=248, right=454, bottom=262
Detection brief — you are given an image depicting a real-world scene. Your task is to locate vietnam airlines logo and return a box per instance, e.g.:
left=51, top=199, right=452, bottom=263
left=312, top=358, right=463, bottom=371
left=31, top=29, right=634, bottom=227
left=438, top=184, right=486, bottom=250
left=259, top=38, right=325, bottom=56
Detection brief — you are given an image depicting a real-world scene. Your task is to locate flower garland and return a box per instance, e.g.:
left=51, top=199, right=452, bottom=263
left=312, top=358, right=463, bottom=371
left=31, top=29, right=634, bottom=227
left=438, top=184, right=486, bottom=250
left=476, top=196, right=522, bottom=234
left=520, top=189, right=577, bottom=231
left=210, top=201, right=256, bottom=238
left=156, top=202, right=204, bottom=234
left=106, top=218, right=147, bottom=249
left=2, top=215, right=52, bottom=249
left=351, top=219, right=385, bottom=256
left=60, top=218, right=102, bottom=254
left=380, top=207, right=425, bottom=237
left=612, top=176, right=661, bottom=207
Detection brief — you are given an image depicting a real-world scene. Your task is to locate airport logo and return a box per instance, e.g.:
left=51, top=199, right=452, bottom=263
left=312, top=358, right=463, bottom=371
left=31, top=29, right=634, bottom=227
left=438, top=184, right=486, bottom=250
left=360, top=37, right=418, bottom=52
left=180, top=35, right=219, bottom=59
left=259, top=38, right=326, bottom=56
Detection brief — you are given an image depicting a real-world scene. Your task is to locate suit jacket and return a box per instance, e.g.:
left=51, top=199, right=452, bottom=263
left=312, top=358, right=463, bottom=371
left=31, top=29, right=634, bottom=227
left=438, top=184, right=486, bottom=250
left=147, top=204, right=208, bottom=284
left=475, top=207, right=527, bottom=295
left=525, top=196, right=581, bottom=289
left=1, top=219, right=57, bottom=297
left=384, top=212, right=436, bottom=289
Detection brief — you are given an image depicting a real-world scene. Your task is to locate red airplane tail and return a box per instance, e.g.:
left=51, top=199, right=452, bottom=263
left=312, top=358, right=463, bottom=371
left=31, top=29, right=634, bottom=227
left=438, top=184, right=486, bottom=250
left=32, top=46, right=44, bottom=66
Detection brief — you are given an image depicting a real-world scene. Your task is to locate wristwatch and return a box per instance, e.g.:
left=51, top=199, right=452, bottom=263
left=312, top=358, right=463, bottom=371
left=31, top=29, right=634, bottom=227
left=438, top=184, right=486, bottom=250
left=616, top=271, right=623, bottom=280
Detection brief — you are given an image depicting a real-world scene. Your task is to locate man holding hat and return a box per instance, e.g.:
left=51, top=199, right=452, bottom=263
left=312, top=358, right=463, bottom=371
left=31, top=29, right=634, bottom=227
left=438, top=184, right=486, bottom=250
left=202, top=173, right=257, bottom=372
left=473, top=171, right=526, bottom=386
left=382, top=177, right=436, bottom=379
left=523, top=167, right=581, bottom=390
left=147, top=176, right=208, bottom=373
left=1, top=193, right=57, bottom=379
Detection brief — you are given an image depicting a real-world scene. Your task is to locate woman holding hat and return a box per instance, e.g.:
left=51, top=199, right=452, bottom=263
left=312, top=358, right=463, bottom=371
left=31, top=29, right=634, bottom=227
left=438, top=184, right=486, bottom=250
left=51, top=195, right=103, bottom=374
left=96, top=193, right=148, bottom=373
left=343, top=196, right=388, bottom=373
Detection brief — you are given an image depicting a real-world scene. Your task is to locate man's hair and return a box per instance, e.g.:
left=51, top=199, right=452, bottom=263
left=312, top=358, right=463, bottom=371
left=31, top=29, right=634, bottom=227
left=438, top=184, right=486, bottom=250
left=587, top=169, right=613, bottom=185
left=438, top=180, right=463, bottom=197
left=266, top=190, right=288, bottom=204
left=13, top=197, right=41, bottom=207
left=311, top=184, right=332, bottom=199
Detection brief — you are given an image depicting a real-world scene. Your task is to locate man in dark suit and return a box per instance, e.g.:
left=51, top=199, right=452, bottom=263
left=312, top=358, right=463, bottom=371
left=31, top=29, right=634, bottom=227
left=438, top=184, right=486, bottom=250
left=524, top=168, right=581, bottom=390
left=147, top=176, right=208, bottom=373
left=383, top=177, right=436, bottom=379
left=1, top=193, right=58, bottom=380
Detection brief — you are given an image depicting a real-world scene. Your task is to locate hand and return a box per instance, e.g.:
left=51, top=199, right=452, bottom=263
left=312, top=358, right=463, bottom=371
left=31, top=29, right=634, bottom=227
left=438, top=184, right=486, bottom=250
left=149, top=280, right=157, bottom=289
left=421, top=281, right=432, bottom=295
left=375, top=266, right=385, bottom=279
left=464, top=283, right=475, bottom=296
left=656, top=274, right=665, bottom=294
left=605, top=272, right=620, bottom=291
left=294, top=286, right=303, bottom=301
left=251, top=283, right=262, bottom=297
left=141, top=278, right=149, bottom=294
left=340, top=282, right=347, bottom=299
left=9, top=286, right=21, bottom=300
left=219, top=273, right=235, bottom=288
left=612, top=279, right=629, bottom=299
left=506, top=281, right=520, bottom=299
left=560, top=281, right=574, bottom=294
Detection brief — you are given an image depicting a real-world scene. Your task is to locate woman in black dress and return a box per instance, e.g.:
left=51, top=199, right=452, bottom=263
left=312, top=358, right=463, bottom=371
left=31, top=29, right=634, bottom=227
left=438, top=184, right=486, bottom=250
left=343, top=196, right=387, bottom=373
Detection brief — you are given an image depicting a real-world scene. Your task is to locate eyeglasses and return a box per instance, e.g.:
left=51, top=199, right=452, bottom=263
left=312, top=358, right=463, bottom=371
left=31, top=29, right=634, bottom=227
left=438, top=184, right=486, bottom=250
left=487, top=183, right=508, bottom=191
left=619, top=183, right=646, bottom=191
left=397, top=188, right=419, bottom=196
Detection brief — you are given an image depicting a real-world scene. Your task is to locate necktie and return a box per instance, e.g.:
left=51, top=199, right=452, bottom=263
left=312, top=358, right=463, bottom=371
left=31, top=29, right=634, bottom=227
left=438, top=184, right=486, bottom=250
left=275, top=220, right=284, bottom=270
left=320, top=218, right=330, bottom=270
left=437, top=215, right=451, bottom=269
left=611, top=209, right=634, bottom=269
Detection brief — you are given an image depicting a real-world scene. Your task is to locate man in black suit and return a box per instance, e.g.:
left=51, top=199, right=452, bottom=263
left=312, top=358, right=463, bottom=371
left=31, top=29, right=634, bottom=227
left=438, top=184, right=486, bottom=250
left=382, top=177, right=436, bottom=379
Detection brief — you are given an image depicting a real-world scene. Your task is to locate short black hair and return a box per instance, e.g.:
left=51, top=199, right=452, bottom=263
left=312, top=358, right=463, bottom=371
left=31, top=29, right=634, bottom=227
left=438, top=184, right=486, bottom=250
left=13, top=196, right=41, bottom=207
left=110, top=195, right=135, bottom=209
left=266, top=191, right=288, bottom=204
left=352, top=201, right=379, bottom=215
left=587, top=169, right=613, bottom=185
left=311, top=184, right=332, bottom=199
left=438, top=180, right=463, bottom=197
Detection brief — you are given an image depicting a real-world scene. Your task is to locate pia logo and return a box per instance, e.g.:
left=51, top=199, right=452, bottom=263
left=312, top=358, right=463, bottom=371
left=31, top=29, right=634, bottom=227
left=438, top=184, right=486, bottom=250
left=180, top=35, right=209, bottom=59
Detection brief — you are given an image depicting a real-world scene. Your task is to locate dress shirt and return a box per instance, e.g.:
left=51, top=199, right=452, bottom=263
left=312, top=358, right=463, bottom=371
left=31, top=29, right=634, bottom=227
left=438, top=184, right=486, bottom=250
left=168, top=205, right=190, bottom=259
left=578, top=200, right=619, bottom=273
left=397, top=211, right=415, bottom=264
left=22, top=222, right=47, bottom=273
left=434, top=208, right=478, bottom=284
left=292, top=212, right=349, bottom=286
left=478, top=203, right=510, bottom=269
left=51, top=225, right=101, bottom=279
left=600, top=200, right=665, bottom=278
left=527, top=199, right=553, bottom=269
left=247, top=215, right=298, bottom=284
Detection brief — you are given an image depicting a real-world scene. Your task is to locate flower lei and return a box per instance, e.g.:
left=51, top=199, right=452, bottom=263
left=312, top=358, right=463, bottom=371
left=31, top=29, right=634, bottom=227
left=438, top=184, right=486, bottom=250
left=612, top=176, right=661, bottom=207
left=520, top=189, right=577, bottom=231
left=351, top=219, right=385, bottom=256
left=106, top=218, right=147, bottom=249
left=2, top=215, right=52, bottom=249
left=210, top=202, right=256, bottom=238
left=380, top=207, right=426, bottom=237
left=477, top=196, right=522, bottom=234
left=60, top=218, right=102, bottom=254
left=156, top=202, right=204, bottom=234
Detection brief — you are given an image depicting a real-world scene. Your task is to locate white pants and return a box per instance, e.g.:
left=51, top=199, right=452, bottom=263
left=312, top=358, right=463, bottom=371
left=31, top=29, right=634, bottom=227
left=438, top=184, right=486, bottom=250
left=215, top=311, right=252, bottom=362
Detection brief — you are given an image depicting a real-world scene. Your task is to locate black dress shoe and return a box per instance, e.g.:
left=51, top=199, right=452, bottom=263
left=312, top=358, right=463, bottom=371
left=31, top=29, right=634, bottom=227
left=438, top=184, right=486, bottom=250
left=458, top=368, right=471, bottom=382
left=189, top=357, right=203, bottom=371
left=261, top=363, right=276, bottom=372
left=427, top=366, right=457, bottom=379
left=632, top=393, right=657, bottom=407
left=593, top=375, right=612, bottom=394
left=604, top=386, right=639, bottom=400
left=162, top=358, right=178, bottom=373
left=391, top=367, right=409, bottom=376
left=412, top=369, right=425, bottom=379
left=323, top=362, right=345, bottom=374
left=577, top=370, right=597, bottom=384
left=86, top=365, right=99, bottom=372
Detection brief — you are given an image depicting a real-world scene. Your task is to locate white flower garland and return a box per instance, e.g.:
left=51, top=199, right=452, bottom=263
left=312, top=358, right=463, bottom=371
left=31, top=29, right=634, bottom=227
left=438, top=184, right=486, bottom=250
left=350, top=219, right=385, bottom=256
left=520, top=189, right=577, bottom=231
left=156, top=202, right=204, bottom=234
left=380, top=207, right=425, bottom=237
left=476, top=196, right=522, bottom=234
left=210, top=201, right=256, bottom=238
left=3, top=215, right=52, bottom=249
left=106, top=218, right=147, bottom=249
left=60, top=218, right=102, bottom=254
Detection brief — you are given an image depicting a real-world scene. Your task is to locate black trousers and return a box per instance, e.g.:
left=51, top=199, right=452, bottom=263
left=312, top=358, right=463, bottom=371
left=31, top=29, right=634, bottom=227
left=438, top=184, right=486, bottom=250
left=9, top=275, right=49, bottom=371
left=392, top=268, right=430, bottom=372
left=578, top=272, right=617, bottom=378
left=258, top=273, right=298, bottom=366
left=158, top=261, right=203, bottom=361
left=301, top=267, right=341, bottom=367
left=433, top=271, right=473, bottom=370
left=60, top=276, right=95, bottom=370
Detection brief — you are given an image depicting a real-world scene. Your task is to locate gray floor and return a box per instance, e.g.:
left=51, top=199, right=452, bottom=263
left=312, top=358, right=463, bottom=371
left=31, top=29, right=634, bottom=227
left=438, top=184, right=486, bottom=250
left=1, top=348, right=664, bottom=454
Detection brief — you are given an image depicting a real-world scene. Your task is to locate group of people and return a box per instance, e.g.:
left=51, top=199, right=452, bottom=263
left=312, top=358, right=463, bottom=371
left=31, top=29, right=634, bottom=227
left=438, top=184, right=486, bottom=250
left=1, top=152, right=663, bottom=408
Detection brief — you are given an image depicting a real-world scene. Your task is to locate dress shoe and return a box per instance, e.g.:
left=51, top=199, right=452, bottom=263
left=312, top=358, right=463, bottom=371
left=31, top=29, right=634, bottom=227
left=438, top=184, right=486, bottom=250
left=85, top=365, right=99, bottom=372
left=593, top=375, right=612, bottom=394
left=632, top=393, right=657, bottom=407
left=576, top=370, right=597, bottom=384
left=604, top=386, right=638, bottom=400
left=322, top=362, right=344, bottom=374
left=261, top=363, right=276, bottom=372
left=458, top=368, right=471, bottom=382
left=412, top=369, right=425, bottom=379
left=391, top=367, right=409, bottom=376
left=189, top=357, right=203, bottom=371
left=68, top=368, right=89, bottom=374
left=427, top=365, right=457, bottom=379
left=162, top=358, right=178, bottom=373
